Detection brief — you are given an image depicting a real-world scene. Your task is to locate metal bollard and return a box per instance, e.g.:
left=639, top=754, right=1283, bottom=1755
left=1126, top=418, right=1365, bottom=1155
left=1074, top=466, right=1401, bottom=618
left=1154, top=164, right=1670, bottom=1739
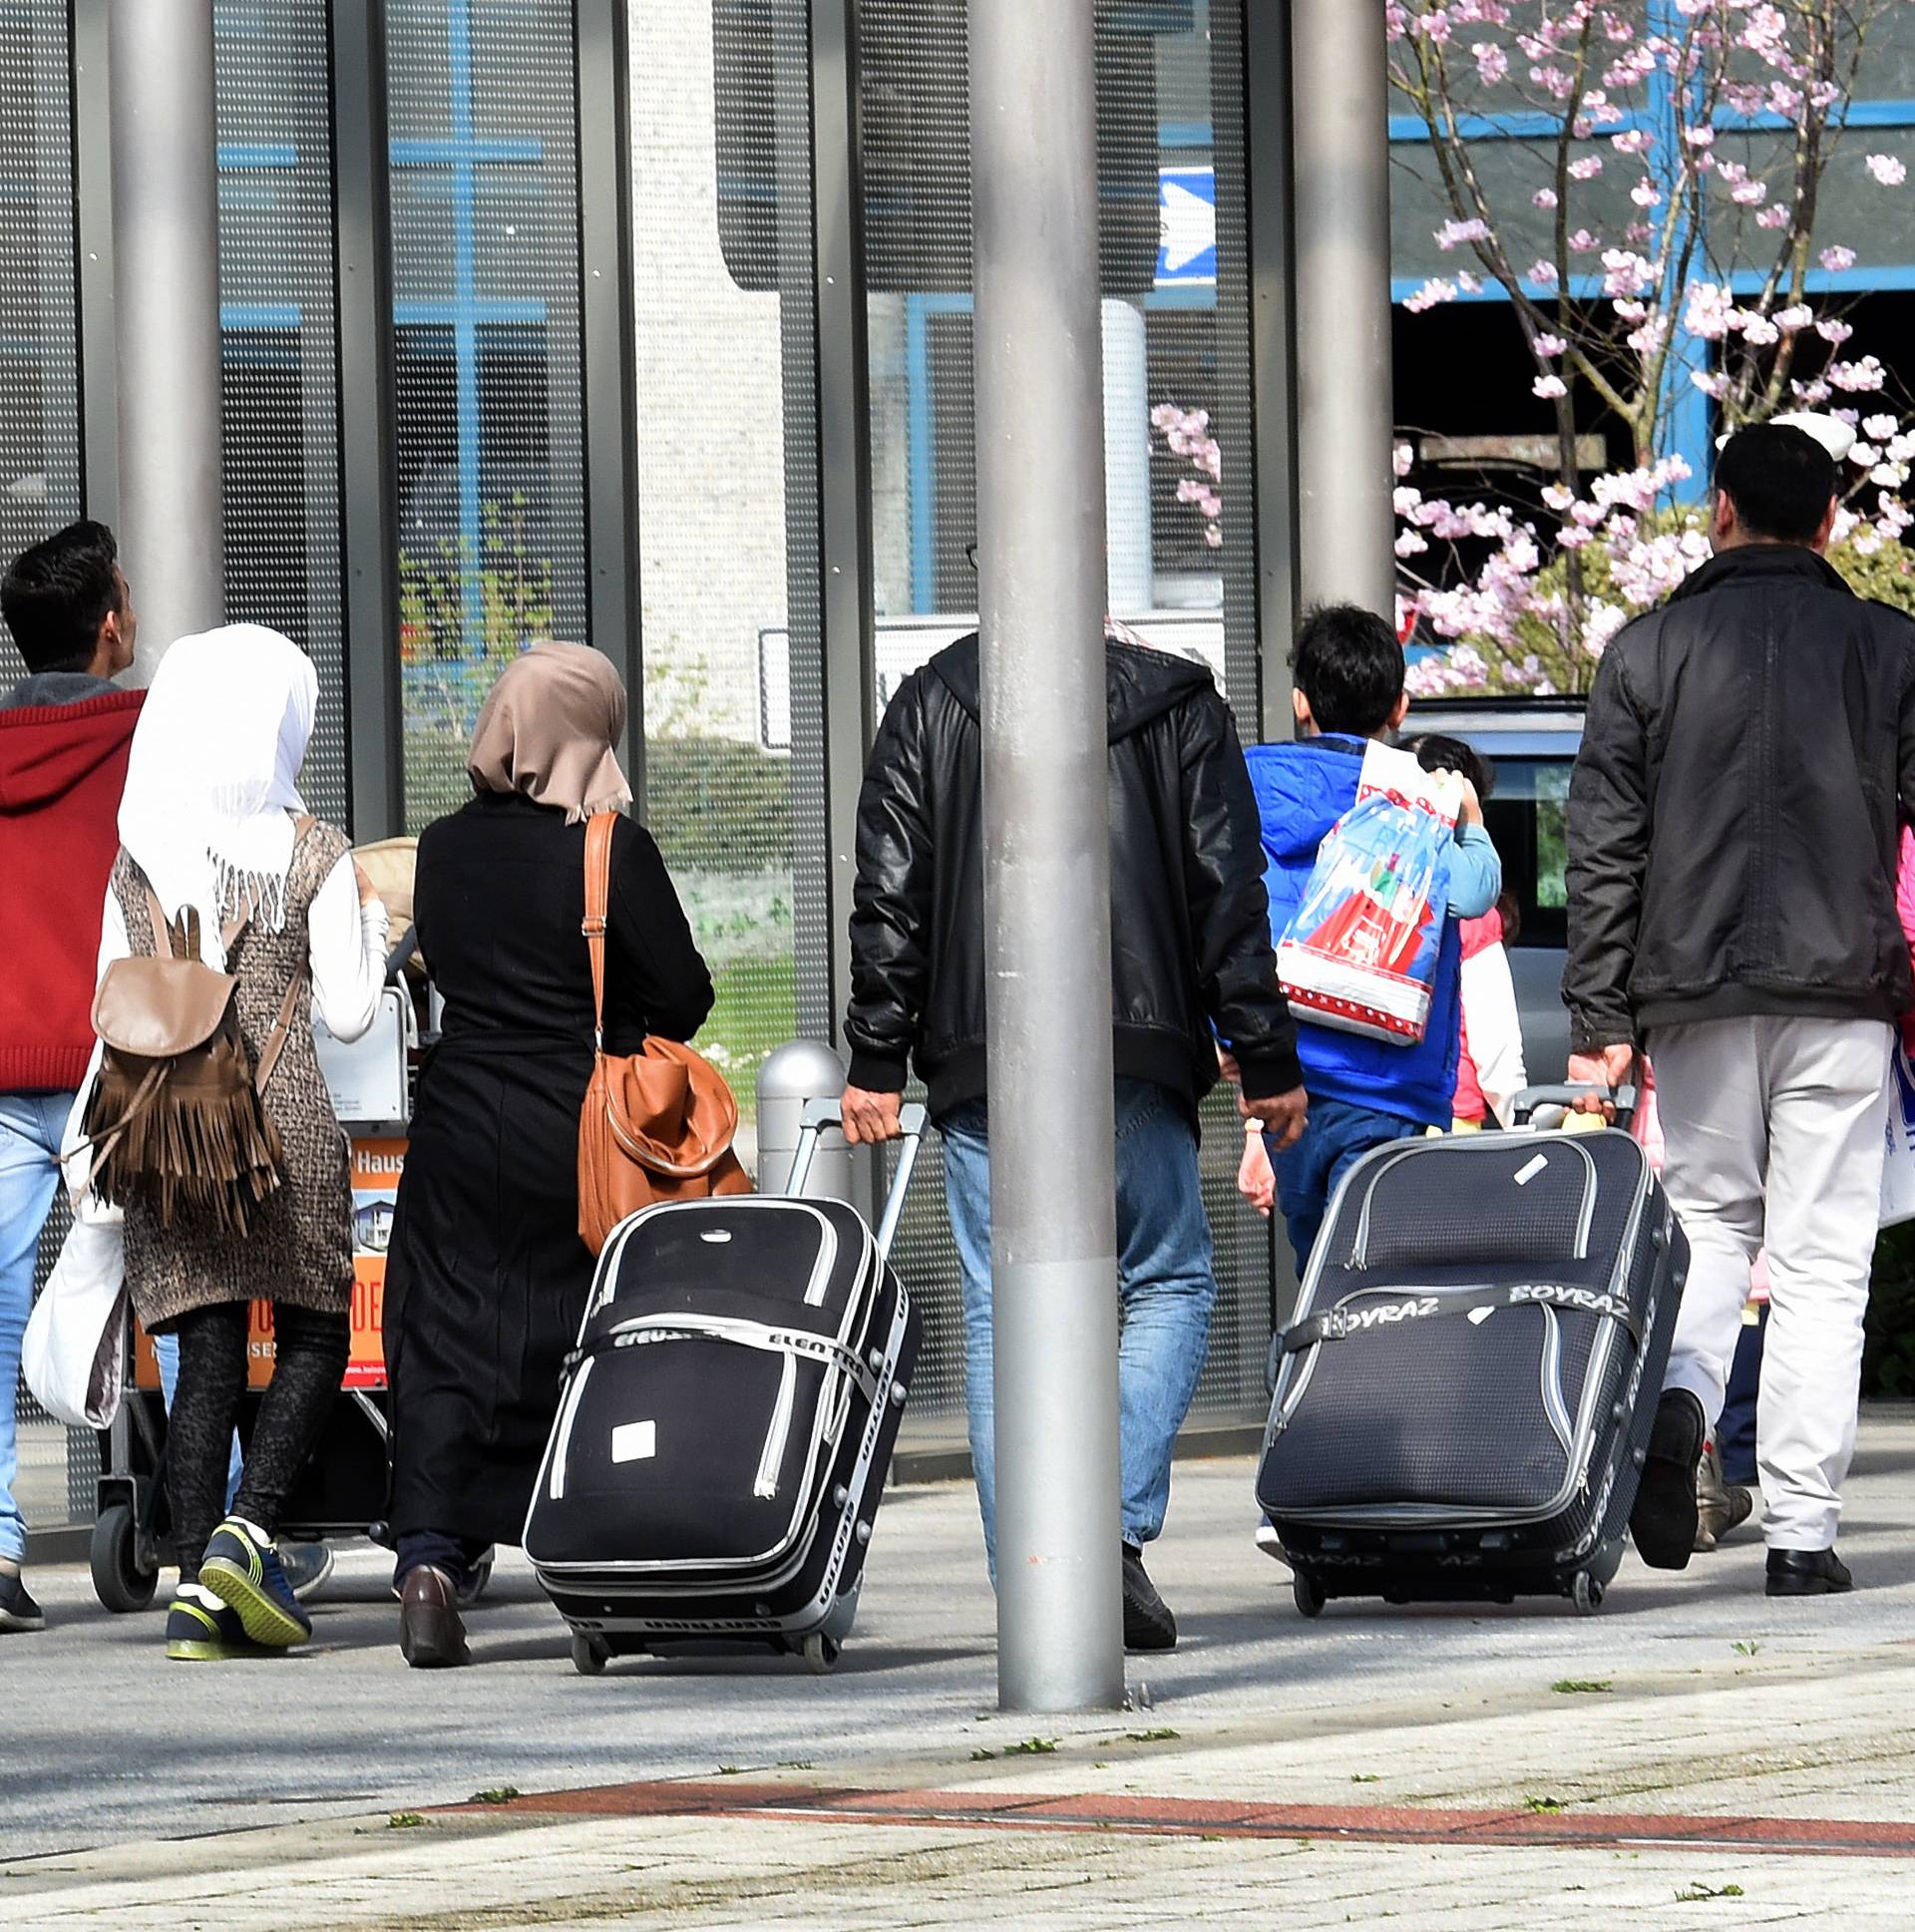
left=756, top=1040, right=854, bottom=1201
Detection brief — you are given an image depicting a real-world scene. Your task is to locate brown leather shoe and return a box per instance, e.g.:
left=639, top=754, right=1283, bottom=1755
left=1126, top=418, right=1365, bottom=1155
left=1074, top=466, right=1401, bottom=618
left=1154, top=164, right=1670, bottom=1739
left=399, top=1565, right=471, bottom=1669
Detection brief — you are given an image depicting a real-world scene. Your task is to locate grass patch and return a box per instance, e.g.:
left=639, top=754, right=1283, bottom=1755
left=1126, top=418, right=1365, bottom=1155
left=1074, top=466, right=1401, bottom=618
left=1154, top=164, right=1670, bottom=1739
left=1675, top=1882, right=1744, bottom=1902
left=1732, top=1640, right=1760, bottom=1658
left=1551, top=1679, right=1613, bottom=1695
left=1349, top=1773, right=1381, bottom=1784
left=969, top=1748, right=997, bottom=1761
left=467, top=1787, right=521, bottom=1806
left=1004, top=1738, right=1059, bottom=1756
left=387, top=1812, right=427, bottom=1830
left=1524, top=1795, right=1568, bottom=1814
left=1124, top=1728, right=1180, bottom=1744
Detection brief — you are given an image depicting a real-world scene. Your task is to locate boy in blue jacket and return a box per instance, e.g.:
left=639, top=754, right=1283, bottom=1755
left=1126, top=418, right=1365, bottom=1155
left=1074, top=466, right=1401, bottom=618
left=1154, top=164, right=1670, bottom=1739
left=1246, top=605, right=1502, bottom=1274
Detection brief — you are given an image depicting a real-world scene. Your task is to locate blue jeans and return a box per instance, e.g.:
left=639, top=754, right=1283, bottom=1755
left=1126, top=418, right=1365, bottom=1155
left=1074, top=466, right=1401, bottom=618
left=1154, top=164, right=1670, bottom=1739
left=941, top=1078, right=1217, bottom=1575
left=1, top=1093, right=71, bottom=1566
left=1268, top=1093, right=1424, bottom=1279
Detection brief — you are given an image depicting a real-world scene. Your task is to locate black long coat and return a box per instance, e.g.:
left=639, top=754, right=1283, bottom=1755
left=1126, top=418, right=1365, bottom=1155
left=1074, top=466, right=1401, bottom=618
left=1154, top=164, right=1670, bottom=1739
left=383, top=792, right=714, bottom=1545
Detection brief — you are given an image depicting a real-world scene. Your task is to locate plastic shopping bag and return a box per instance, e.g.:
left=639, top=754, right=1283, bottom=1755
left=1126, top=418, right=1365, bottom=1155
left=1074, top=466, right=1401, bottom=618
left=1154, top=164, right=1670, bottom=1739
left=1277, top=741, right=1462, bottom=1045
left=1881, top=1041, right=1915, bottom=1228
left=23, top=1220, right=127, bottom=1429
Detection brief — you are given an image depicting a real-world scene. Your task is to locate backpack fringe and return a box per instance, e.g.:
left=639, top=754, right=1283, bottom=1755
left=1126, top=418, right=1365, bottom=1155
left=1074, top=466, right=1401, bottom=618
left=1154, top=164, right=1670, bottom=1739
left=87, top=1064, right=286, bottom=1238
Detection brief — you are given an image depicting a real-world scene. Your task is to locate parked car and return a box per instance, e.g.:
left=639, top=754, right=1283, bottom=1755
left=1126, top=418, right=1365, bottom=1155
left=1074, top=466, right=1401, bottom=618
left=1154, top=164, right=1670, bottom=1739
left=1406, top=695, right=1584, bottom=1088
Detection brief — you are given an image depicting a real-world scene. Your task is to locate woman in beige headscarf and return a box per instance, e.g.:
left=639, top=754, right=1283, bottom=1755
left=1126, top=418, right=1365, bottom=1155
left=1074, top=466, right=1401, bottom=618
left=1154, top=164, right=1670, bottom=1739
left=382, top=642, right=712, bottom=1667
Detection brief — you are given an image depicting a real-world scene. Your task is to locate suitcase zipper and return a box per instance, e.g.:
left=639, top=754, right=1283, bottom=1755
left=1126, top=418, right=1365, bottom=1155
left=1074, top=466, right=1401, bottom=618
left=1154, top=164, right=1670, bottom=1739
left=547, top=1356, right=594, bottom=1503
left=755, top=1353, right=799, bottom=1498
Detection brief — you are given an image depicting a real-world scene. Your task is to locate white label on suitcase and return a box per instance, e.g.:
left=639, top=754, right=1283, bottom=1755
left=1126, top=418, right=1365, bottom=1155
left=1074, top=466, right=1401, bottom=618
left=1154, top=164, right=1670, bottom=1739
left=1513, top=1153, right=1550, bottom=1186
left=611, top=1419, right=656, bottom=1463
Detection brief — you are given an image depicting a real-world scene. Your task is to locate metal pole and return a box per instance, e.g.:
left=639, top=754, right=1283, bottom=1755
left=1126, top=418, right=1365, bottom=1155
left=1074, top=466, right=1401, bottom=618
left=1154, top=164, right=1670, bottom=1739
left=332, top=0, right=404, bottom=843
left=108, top=0, right=223, bottom=678
left=969, top=0, right=1124, bottom=1715
left=1290, top=0, right=1395, bottom=620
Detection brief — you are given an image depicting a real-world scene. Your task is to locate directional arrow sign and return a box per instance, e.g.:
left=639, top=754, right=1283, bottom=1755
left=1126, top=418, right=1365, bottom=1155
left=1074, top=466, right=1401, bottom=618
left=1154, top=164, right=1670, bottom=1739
left=1157, top=167, right=1217, bottom=286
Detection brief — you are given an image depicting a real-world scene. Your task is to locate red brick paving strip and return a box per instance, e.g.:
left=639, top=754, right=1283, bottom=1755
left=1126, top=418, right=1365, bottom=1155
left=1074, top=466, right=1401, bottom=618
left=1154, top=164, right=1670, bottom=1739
left=437, top=1779, right=1915, bottom=1859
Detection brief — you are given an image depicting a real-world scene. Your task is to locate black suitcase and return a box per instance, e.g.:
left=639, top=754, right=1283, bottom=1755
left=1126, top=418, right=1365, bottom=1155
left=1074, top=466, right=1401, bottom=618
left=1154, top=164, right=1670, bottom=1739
left=525, top=1100, right=924, bottom=1675
left=1256, top=1091, right=1688, bottom=1617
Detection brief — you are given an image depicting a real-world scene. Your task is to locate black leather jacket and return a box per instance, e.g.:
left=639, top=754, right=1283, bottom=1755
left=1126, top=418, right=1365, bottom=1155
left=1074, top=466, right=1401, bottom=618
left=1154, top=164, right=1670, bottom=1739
left=845, top=633, right=1302, bottom=1119
left=1564, top=544, right=1915, bottom=1052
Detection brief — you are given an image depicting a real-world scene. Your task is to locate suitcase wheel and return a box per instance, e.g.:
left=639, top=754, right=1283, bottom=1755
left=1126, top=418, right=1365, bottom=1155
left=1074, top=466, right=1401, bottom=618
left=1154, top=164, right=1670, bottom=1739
left=1292, top=1573, right=1327, bottom=1620
left=572, top=1632, right=612, bottom=1677
left=1570, top=1570, right=1605, bottom=1616
left=802, top=1632, right=840, bottom=1675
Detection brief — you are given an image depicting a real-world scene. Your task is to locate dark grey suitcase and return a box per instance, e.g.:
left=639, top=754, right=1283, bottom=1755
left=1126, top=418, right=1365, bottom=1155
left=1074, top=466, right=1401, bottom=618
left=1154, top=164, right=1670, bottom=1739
left=1256, top=1093, right=1688, bottom=1616
left=526, top=1100, right=924, bottom=1675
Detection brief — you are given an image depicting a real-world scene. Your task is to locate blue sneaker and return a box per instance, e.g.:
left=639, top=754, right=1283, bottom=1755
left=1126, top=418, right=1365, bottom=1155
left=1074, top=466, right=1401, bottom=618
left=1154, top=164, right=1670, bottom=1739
left=166, top=1583, right=262, bottom=1662
left=197, top=1517, right=313, bottom=1648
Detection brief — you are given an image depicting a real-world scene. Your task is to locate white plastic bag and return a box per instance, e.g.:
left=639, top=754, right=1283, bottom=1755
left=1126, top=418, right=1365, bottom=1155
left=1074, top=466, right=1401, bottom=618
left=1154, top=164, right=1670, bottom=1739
left=1881, top=1042, right=1915, bottom=1229
left=23, top=1219, right=127, bottom=1429
left=23, top=1039, right=129, bottom=1428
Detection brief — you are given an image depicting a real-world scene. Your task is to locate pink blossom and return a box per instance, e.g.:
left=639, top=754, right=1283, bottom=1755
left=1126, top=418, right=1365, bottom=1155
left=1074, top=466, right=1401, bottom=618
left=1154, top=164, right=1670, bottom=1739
left=1772, top=304, right=1812, bottom=333
left=1819, top=245, right=1857, bottom=272
left=1472, top=41, right=1509, bottom=85
left=1527, top=259, right=1561, bottom=285
left=1691, top=369, right=1731, bottom=401
left=1599, top=248, right=1654, bottom=298
left=1395, top=530, right=1429, bottom=559
left=1533, top=374, right=1568, bottom=400
left=1405, top=278, right=1459, bottom=313
left=1753, top=204, right=1790, bottom=230
left=1416, top=9, right=1453, bottom=44
left=1435, top=216, right=1490, bottom=251
left=1862, top=414, right=1900, bottom=442
left=1829, top=355, right=1888, bottom=394
left=1815, top=317, right=1854, bottom=346
left=1533, top=332, right=1567, bottom=358
left=1568, top=228, right=1600, bottom=252
left=1611, top=129, right=1652, bottom=158
left=1568, top=156, right=1604, bottom=182
left=1631, top=181, right=1663, bottom=208
left=1867, top=154, right=1907, bottom=188
left=1532, top=188, right=1559, bottom=210
left=1393, top=441, right=1415, bottom=480
left=1683, top=280, right=1732, bottom=341
left=1735, top=309, right=1779, bottom=348
left=1729, top=180, right=1767, bottom=206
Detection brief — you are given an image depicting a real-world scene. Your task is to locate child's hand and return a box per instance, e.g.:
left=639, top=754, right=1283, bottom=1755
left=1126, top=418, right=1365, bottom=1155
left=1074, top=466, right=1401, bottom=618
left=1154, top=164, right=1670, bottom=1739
left=1456, top=777, right=1482, bottom=828
left=1237, top=1122, right=1275, bottom=1218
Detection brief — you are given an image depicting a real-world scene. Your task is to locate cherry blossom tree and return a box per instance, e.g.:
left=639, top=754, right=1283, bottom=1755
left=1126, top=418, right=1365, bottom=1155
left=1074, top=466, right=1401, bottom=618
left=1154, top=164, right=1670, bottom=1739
left=1387, top=0, right=1915, bottom=694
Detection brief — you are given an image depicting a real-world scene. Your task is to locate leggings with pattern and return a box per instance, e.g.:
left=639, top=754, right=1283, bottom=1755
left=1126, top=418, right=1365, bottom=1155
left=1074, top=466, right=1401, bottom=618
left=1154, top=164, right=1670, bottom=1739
left=164, top=1301, right=349, bottom=1580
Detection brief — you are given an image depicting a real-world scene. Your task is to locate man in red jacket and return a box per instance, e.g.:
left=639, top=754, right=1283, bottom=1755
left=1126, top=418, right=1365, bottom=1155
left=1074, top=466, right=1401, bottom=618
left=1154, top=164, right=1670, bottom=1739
left=0, top=521, right=141, bottom=1632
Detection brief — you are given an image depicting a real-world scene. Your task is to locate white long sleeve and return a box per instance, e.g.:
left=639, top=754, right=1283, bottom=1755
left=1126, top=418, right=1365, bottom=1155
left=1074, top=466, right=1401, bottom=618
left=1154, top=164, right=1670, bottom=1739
left=1459, top=941, right=1528, bottom=1129
left=307, top=853, right=390, bottom=1043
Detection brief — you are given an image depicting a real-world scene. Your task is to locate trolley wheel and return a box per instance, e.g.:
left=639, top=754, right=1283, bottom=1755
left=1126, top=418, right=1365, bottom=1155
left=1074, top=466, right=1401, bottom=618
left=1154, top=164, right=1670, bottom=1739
left=572, top=1632, right=611, bottom=1677
left=1570, top=1571, right=1605, bottom=1616
left=91, top=1502, right=158, bottom=1614
left=802, top=1633, right=839, bottom=1675
left=1292, top=1572, right=1327, bottom=1620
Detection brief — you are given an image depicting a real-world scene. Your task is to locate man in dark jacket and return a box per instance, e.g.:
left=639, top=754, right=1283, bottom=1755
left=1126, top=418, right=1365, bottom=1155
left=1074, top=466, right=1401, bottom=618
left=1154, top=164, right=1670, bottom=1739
left=840, top=629, right=1306, bottom=1648
left=1565, top=421, right=1915, bottom=1596
left=0, top=521, right=141, bottom=1633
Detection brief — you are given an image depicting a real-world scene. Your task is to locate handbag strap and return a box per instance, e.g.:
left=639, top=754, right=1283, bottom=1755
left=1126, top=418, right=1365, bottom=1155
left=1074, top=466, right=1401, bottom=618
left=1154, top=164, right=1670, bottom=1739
left=582, top=812, right=615, bottom=1051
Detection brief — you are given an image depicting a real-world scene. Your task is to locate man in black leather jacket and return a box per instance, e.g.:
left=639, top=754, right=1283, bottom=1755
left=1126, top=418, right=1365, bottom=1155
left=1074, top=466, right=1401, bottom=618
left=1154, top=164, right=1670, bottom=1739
left=840, top=629, right=1306, bottom=1648
left=1565, top=421, right=1915, bottom=1596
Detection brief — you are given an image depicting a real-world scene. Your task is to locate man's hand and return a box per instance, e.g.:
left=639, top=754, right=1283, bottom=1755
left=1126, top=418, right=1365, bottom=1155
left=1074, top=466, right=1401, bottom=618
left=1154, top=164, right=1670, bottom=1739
left=841, top=1086, right=905, bottom=1145
left=1566, top=1045, right=1635, bottom=1116
left=353, top=860, right=380, bottom=907
left=1248, top=1084, right=1309, bottom=1152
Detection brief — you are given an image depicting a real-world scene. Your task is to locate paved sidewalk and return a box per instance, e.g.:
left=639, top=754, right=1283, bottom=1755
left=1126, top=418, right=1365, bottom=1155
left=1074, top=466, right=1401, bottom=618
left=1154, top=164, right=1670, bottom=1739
left=5, top=1412, right=1914, bottom=1928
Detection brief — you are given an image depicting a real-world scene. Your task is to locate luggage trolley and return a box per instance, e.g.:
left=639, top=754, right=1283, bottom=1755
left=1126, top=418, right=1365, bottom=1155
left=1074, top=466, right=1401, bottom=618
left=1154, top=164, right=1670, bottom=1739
left=88, top=931, right=493, bottom=1609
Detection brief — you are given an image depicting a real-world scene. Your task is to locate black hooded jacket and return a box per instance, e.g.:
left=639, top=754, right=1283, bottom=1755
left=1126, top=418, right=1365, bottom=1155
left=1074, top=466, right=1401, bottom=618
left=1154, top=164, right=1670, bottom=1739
left=1564, top=543, right=1915, bottom=1052
left=845, top=632, right=1302, bottom=1119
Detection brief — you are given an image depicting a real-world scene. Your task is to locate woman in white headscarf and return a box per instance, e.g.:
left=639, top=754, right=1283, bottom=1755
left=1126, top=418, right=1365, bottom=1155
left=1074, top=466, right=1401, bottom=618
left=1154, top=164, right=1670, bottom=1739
left=98, top=624, right=389, bottom=1662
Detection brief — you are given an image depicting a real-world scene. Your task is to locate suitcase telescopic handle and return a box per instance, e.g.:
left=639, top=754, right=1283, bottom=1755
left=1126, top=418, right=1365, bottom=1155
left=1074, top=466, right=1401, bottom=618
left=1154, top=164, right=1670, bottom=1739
left=1509, top=1083, right=1638, bottom=1129
left=788, top=1097, right=929, bottom=1264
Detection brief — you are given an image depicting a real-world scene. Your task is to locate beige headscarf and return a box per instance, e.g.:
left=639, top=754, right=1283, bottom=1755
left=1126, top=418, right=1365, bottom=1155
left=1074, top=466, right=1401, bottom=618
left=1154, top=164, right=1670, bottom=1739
left=467, top=640, right=632, bottom=823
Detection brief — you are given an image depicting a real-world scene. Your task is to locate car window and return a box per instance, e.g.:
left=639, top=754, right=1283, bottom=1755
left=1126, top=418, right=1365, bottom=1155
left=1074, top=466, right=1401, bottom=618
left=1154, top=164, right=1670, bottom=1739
left=1479, top=758, right=1573, bottom=948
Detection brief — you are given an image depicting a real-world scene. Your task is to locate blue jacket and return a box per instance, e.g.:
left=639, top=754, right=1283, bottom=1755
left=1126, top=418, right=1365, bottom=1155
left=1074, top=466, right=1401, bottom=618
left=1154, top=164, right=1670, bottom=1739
left=1246, top=735, right=1502, bottom=1129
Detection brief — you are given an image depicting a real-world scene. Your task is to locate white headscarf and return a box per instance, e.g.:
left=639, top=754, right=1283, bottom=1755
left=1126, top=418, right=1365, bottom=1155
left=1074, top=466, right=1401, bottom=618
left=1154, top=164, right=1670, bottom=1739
left=117, top=624, right=318, bottom=964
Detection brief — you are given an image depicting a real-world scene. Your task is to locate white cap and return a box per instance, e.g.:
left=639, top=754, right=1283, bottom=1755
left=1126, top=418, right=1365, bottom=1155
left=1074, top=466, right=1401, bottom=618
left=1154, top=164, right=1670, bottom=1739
left=1714, top=410, right=1856, bottom=464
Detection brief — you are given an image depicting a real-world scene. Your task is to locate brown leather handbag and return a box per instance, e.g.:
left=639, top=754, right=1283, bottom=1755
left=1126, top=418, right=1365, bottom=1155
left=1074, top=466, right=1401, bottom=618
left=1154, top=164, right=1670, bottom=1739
left=576, top=812, right=749, bottom=1253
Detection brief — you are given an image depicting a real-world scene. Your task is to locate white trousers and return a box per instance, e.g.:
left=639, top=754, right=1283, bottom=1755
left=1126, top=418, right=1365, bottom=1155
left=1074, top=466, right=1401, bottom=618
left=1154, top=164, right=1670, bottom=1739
left=1652, top=1015, right=1893, bottom=1552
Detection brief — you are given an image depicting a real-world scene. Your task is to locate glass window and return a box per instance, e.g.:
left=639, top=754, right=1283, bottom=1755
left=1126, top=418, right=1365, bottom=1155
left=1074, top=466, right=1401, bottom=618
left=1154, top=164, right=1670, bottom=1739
left=1481, top=759, right=1573, bottom=948
left=387, top=0, right=586, bottom=832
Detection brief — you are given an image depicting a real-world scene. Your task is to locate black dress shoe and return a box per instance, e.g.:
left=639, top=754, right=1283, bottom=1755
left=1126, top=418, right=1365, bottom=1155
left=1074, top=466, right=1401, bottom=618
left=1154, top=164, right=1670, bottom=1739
left=1630, top=1389, right=1705, bottom=1571
left=1765, top=1547, right=1853, bottom=1597
left=399, top=1565, right=472, bottom=1668
left=1121, top=1543, right=1177, bottom=1652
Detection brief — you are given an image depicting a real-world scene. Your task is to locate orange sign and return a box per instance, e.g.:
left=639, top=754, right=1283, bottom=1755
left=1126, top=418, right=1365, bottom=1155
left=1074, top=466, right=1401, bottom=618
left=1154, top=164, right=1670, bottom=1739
left=133, top=1139, right=404, bottom=1392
